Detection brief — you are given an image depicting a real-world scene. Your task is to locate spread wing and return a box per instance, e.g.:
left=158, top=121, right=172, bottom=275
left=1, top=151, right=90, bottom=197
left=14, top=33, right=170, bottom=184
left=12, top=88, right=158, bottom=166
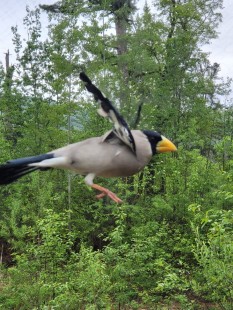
left=79, top=72, right=136, bottom=153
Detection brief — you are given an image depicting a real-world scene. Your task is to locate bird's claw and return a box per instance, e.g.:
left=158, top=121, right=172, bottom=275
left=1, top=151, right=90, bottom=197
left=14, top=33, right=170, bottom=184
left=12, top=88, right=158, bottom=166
left=96, top=192, right=106, bottom=199
left=91, top=183, right=122, bottom=203
left=96, top=190, right=123, bottom=203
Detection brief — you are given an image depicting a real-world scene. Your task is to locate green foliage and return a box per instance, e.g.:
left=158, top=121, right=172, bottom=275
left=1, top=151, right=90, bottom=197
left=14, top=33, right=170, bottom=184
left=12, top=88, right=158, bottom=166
left=0, top=210, right=111, bottom=309
left=0, top=0, right=232, bottom=309
left=191, top=208, right=233, bottom=308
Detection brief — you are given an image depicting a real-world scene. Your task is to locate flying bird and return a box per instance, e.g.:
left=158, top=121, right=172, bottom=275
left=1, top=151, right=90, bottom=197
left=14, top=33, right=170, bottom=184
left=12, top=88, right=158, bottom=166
left=0, top=72, right=177, bottom=203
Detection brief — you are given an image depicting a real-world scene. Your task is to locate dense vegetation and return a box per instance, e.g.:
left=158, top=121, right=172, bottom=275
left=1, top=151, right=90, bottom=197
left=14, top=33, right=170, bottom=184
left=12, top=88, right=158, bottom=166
left=0, top=0, right=232, bottom=309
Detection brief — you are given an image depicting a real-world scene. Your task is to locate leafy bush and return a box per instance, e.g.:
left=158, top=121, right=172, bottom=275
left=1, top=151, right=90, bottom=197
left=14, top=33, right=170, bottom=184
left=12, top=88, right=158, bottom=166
left=192, top=208, right=233, bottom=309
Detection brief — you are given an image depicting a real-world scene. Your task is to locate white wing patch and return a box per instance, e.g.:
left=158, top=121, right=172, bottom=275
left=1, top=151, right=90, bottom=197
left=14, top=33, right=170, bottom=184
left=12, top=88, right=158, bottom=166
left=97, top=108, right=108, bottom=118
left=115, top=150, right=121, bottom=157
left=80, top=72, right=136, bottom=153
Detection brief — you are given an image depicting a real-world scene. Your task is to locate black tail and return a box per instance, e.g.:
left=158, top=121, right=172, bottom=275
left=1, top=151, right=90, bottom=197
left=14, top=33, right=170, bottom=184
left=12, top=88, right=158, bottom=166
left=0, top=154, right=53, bottom=185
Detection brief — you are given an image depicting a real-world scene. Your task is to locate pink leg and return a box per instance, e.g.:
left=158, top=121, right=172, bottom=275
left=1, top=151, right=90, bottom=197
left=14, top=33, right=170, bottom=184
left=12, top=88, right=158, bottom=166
left=91, top=184, right=123, bottom=203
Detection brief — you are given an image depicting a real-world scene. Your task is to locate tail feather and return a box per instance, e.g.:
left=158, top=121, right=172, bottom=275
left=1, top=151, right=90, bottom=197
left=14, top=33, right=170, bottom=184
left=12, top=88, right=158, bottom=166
left=0, top=154, right=54, bottom=185
left=0, top=166, right=38, bottom=185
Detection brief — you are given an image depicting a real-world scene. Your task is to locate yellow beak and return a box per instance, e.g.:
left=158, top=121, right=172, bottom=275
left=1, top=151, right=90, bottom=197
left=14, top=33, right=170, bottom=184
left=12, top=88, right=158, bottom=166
left=156, top=137, right=177, bottom=153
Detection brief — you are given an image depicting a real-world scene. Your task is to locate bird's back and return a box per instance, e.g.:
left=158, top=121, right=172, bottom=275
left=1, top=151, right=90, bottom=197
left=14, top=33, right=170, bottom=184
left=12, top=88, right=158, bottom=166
left=52, top=130, right=152, bottom=178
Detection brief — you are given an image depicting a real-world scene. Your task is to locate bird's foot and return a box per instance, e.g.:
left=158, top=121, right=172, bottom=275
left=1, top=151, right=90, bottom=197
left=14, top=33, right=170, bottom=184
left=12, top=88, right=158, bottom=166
left=91, top=184, right=123, bottom=203
left=95, top=191, right=123, bottom=203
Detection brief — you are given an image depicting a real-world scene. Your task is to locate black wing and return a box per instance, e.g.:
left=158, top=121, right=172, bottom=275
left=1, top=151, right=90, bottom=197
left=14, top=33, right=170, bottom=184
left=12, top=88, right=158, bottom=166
left=79, top=72, right=136, bottom=153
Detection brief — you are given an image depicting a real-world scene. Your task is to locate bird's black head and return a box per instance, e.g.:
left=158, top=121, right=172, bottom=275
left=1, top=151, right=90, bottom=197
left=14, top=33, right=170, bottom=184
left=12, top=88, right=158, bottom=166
left=143, top=130, right=177, bottom=155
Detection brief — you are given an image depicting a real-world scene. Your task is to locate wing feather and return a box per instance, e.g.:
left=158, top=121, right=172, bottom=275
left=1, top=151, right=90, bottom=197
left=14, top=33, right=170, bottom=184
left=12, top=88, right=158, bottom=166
left=80, top=72, right=136, bottom=153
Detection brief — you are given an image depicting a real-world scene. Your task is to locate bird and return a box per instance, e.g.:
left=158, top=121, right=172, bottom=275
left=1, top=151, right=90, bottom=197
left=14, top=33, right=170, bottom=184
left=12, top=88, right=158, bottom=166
left=0, top=72, right=177, bottom=203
